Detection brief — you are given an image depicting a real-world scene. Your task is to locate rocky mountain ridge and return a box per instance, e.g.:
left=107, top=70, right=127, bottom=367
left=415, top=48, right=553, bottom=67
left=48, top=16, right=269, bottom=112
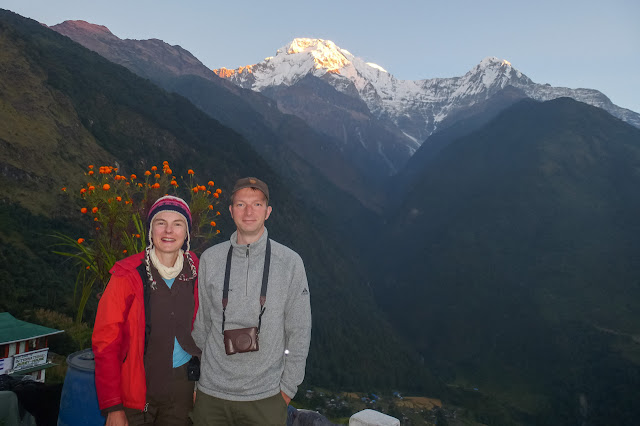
left=50, top=20, right=385, bottom=212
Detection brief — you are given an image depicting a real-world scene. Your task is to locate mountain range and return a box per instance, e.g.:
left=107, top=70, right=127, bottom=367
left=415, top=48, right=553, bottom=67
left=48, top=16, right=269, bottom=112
left=214, top=38, right=640, bottom=175
left=3, top=9, right=640, bottom=425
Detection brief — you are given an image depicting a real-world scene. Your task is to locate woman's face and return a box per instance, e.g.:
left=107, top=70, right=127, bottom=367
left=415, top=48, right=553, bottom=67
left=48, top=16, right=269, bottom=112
left=151, top=210, right=187, bottom=257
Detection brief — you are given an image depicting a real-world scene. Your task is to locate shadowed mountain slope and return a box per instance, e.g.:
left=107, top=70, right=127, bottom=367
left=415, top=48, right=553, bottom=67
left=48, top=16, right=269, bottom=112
left=378, top=97, right=640, bottom=423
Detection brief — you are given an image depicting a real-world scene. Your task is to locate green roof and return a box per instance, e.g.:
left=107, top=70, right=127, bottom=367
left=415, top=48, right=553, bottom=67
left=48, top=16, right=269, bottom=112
left=0, top=312, right=64, bottom=345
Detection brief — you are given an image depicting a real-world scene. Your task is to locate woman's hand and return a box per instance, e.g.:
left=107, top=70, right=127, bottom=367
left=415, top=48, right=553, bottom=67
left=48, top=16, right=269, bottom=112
left=106, top=410, right=128, bottom=426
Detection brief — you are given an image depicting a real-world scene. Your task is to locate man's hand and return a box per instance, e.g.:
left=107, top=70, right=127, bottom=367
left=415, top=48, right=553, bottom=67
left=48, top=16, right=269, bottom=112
left=106, top=410, right=128, bottom=426
left=281, top=391, right=291, bottom=405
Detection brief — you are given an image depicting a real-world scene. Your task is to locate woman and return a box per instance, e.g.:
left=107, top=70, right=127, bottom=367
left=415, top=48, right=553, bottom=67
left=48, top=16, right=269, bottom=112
left=93, top=195, right=201, bottom=426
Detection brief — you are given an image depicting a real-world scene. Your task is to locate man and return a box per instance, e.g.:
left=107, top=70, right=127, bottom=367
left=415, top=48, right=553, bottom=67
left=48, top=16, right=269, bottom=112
left=192, top=177, right=312, bottom=425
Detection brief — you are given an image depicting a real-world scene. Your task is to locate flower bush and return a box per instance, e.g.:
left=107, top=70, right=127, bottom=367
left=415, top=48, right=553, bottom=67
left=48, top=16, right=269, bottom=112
left=54, top=161, right=223, bottom=323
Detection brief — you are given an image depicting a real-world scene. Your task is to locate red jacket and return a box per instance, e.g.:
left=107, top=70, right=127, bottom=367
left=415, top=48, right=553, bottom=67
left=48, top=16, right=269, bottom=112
left=92, top=252, right=199, bottom=411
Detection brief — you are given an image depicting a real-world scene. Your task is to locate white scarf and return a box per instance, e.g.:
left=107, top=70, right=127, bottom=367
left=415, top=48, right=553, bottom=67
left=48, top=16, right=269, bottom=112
left=149, top=247, right=184, bottom=280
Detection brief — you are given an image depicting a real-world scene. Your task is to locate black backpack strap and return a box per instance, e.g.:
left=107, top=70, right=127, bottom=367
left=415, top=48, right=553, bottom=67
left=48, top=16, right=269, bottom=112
left=257, top=240, right=271, bottom=333
left=221, top=245, right=233, bottom=333
left=221, top=240, right=271, bottom=334
left=136, top=264, right=151, bottom=355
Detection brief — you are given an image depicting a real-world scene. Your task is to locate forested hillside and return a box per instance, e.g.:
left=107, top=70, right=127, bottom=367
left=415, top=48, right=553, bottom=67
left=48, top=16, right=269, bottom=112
left=0, top=9, right=435, bottom=394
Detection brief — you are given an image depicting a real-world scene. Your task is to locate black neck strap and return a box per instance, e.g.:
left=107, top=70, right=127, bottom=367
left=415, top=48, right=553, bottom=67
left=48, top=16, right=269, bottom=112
left=222, top=239, right=271, bottom=334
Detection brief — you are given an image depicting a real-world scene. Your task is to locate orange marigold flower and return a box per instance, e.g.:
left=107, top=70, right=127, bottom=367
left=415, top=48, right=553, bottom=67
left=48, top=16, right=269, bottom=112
left=61, top=187, right=67, bottom=191
left=138, top=183, right=144, bottom=187
left=171, top=180, right=178, bottom=186
left=188, top=169, right=195, bottom=175
left=213, top=193, right=219, bottom=198
left=94, top=217, right=99, bottom=222
left=88, top=170, right=94, bottom=175
left=123, top=249, right=128, bottom=254
left=92, top=207, right=98, bottom=213
left=96, top=227, right=100, bottom=231
left=208, top=205, right=214, bottom=210
left=80, top=188, right=87, bottom=194
left=88, top=186, right=95, bottom=191
left=152, top=183, right=160, bottom=189
left=88, top=165, right=94, bottom=169
left=199, top=185, right=206, bottom=191
left=208, top=181, right=214, bottom=187
left=151, top=166, right=157, bottom=171
left=210, top=221, right=216, bottom=227
left=216, top=211, right=221, bottom=216
left=192, top=187, right=199, bottom=193
left=77, top=238, right=85, bottom=244
left=116, top=196, right=122, bottom=202
left=154, top=174, right=160, bottom=179
left=164, top=168, right=172, bottom=175
left=216, top=188, right=222, bottom=194
left=125, top=200, right=132, bottom=204
left=207, top=191, right=211, bottom=195
left=216, top=230, right=221, bottom=234
left=80, top=208, right=88, bottom=214
left=163, top=161, right=169, bottom=166
left=126, top=182, right=130, bottom=186
left=145, top=170, right=152, bottom=176
left=135, top=234, right=141, bottom=238
left=131, top=174, right=137, bottom=180
left=86, top=265, right=91, bottom=270
left=103, top=184, right=111, bottom=191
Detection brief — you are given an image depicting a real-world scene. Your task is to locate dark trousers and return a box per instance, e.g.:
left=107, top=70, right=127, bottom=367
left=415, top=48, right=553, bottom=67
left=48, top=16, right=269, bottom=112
left=191, top=390, right=287, bottom=426
left=124, top=364, right=194, bottom=426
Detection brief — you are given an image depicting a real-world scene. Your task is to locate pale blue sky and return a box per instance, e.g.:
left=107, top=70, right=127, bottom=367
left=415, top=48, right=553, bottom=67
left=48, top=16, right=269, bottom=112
left=3, top=0, right=639, bottom=113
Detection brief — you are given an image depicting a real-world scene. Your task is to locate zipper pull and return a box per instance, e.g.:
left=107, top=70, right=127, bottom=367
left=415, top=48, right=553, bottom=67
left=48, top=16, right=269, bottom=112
left=144, top=402, right=149, bottom=412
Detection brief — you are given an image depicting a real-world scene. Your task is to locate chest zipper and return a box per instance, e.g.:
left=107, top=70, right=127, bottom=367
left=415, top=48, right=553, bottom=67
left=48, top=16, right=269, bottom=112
left=245, top=246, right=250, bottom=295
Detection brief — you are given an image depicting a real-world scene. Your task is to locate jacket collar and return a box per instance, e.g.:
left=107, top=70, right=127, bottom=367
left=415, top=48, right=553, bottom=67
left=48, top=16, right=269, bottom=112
left=230, top=227, right=269, bottom=256
left=109, top=251, right=198, bottom=281
left=110, top=252, right=145, bottom=276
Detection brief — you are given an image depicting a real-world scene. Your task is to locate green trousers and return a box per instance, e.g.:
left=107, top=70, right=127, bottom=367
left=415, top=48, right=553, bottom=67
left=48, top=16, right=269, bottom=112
left=123, top=364, right=194, bottom=426
left=191, top=390, right=287, bottom=426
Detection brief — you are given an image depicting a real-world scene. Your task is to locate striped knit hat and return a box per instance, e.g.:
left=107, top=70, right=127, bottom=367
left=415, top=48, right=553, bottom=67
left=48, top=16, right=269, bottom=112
left=145, top=195, right=197, bottom=289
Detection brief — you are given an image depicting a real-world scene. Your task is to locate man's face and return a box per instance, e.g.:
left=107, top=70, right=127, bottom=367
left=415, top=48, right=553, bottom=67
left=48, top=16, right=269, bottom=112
left=229, top=187, right=272, bottom=243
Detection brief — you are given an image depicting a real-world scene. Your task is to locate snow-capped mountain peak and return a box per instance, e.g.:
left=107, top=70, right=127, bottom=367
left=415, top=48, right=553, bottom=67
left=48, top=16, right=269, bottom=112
left=214, top=38, right=390, bottom=90
left=283, top=38, right=350, bottom=72
left=214, top=38, right=640, bottom=147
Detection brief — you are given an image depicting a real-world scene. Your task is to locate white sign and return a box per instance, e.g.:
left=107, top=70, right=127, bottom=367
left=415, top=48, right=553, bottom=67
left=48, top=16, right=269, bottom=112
left=12, top=348, right=48, bottom=372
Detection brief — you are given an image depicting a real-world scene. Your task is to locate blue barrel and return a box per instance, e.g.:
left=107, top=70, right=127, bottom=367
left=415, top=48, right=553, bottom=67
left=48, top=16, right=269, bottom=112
left=57, top=348, right=104, bottom=426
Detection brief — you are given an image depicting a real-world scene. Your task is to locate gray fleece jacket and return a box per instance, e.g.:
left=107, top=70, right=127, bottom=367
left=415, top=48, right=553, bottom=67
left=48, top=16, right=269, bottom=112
left=193, top=228, right=312, bottom=401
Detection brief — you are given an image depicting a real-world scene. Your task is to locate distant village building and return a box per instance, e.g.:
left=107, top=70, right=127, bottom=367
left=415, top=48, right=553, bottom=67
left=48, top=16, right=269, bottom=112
left=0, top=313, right=63, bottom=382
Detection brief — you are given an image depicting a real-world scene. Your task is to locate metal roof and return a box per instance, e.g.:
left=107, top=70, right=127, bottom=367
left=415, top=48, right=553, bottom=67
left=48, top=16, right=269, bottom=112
left=0, top=313, right=64, bottom=345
